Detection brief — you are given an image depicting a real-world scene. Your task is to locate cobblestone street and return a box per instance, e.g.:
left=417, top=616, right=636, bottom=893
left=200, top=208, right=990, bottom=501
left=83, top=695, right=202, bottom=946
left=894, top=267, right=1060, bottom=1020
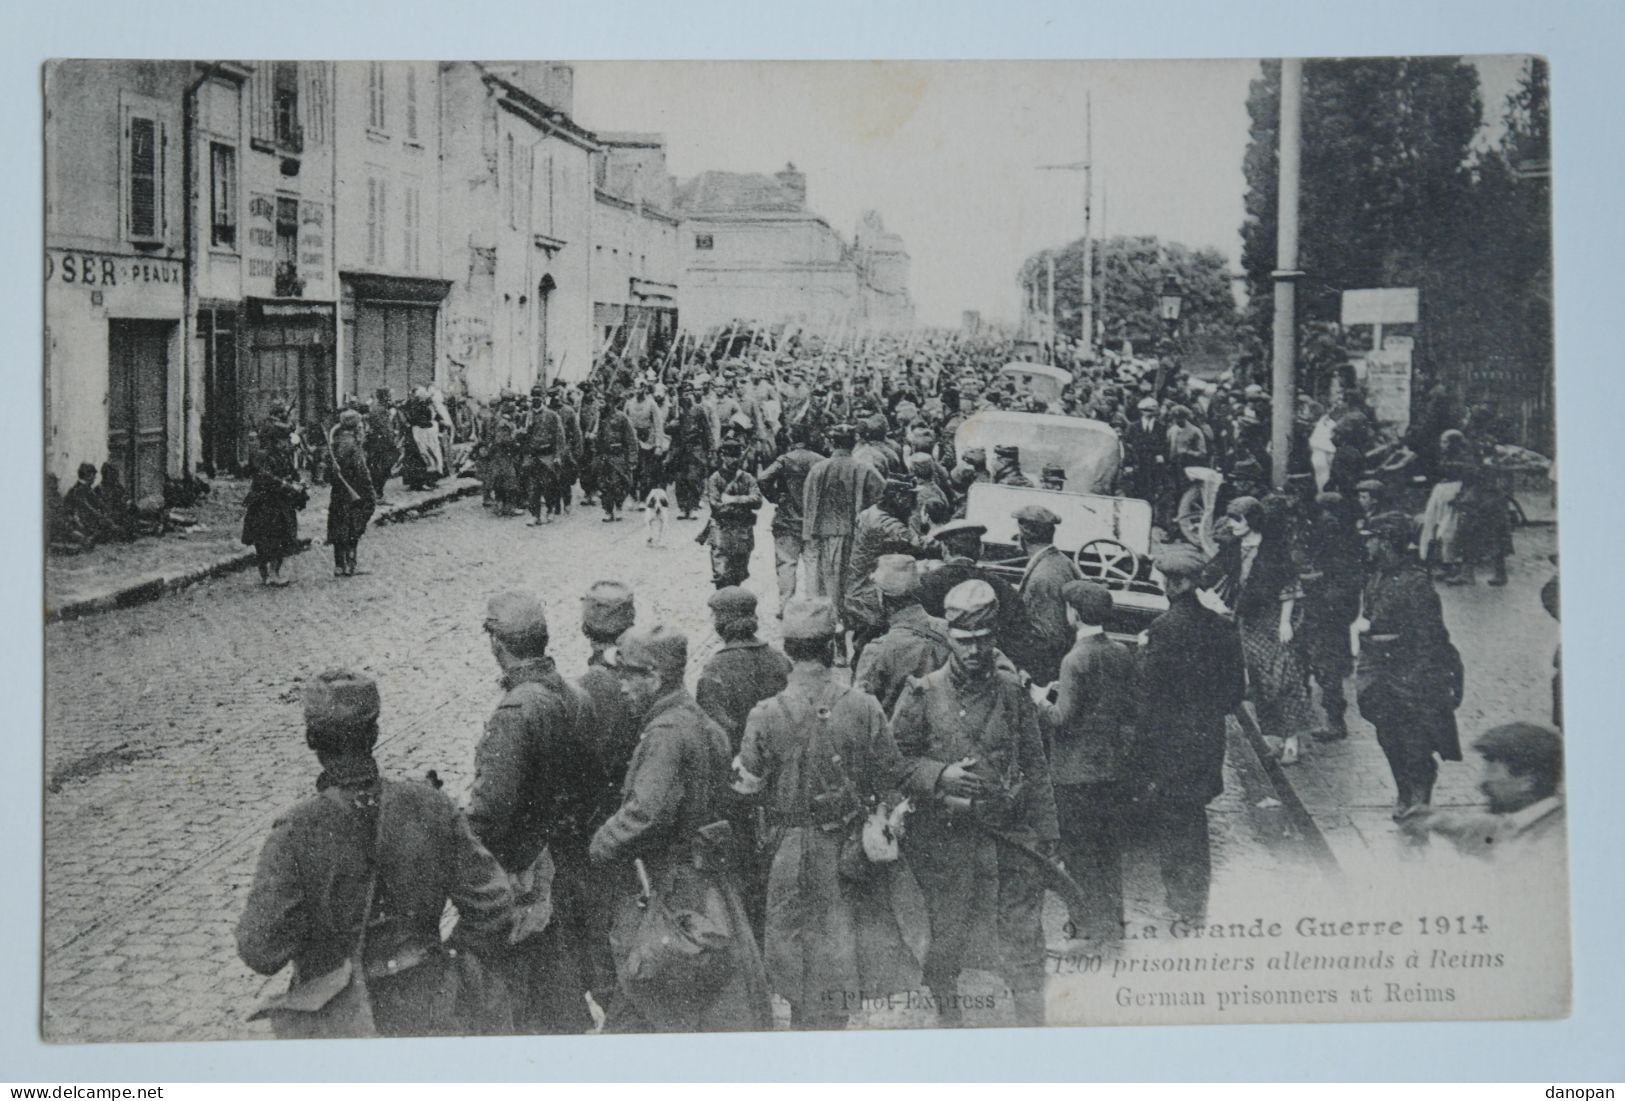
left=40, top=494, right=1554, bottom=1041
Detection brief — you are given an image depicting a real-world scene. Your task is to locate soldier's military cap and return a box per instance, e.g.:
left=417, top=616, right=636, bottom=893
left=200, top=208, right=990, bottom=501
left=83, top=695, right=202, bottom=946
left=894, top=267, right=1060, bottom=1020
left=1152, top=543, right=1209, bottom=581
left=1472, top=722, right=1562, bottom=776
left=304, top=668, right=381, bottom=734
left=960, top=446, right=987, bottom=466
left=1061, top=580, right=1113, bottom=626
left=829, top=423, right=857, bottom=443
left=338, top=408, right=364, bottom=429
left=929, top=518, right=987, bottom=545
left=781, top=596, right=839, bottom=641
left=1012, top=503, right=1063, bottom=529
left=484, top=590, right=551, bottom=653
left=874, top=554, right=920, bottom=598
left=707, top=586, right=758, bottom=619
left=994, top=443, right=1021, bottom=458
left=1355, top=478, right=1386, bottom=495
left=943, top=579, right=999, bottom=638
left=613, top=624, right=688, bottom=680
left=530, top=383, right=546, bottom=397
left=863, top=413, right=889, bottom=434
left=905, top=452, right=936, bottom=474
left=1137, top=396, right=1159, bottom=412
left=582, top=580, right=635, bottom=638
left=882, top=476, right=915, bottom=498
left=1042, top=463, right=1067, bottom=480
left=718, top=437, right=745, bottom=455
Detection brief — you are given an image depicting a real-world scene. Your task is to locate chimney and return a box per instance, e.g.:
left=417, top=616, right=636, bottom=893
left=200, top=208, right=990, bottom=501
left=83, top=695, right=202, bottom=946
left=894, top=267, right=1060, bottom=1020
left=775, top=162, right=806, bottom=209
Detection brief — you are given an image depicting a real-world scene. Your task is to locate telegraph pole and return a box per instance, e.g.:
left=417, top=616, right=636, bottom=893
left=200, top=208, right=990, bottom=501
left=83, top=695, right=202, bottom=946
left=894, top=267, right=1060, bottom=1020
left=1081, top=92, right=1094, bottom=360
left=1271, top=58, right=1304, bottom=489
left=1046, top=252, right=1057, bottom=359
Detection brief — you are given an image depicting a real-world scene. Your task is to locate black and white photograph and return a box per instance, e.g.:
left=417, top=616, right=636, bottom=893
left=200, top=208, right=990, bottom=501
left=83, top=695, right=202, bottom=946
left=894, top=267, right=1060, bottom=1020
left=40, top=55, right=1566, bottom=1043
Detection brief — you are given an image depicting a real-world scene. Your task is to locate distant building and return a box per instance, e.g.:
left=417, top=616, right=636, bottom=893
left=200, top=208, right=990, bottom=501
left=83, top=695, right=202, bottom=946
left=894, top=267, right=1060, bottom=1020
left=438, top=62, right=597, bottom=394
left=590, top=133, right=680, bottom=365
left=673, top=162, right=860, bottom=333
left=852, top=210, right=915, bottom=331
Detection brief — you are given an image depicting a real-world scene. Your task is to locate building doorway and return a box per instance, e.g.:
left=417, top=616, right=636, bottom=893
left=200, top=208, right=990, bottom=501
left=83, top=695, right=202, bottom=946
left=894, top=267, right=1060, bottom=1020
left=107, top=318, right=171, bottom=506
left=199, top=306, right=240, bottom=475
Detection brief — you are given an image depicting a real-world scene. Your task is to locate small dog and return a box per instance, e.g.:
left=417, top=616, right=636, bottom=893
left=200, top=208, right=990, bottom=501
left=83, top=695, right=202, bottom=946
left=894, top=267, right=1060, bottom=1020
left=643, top=487, right=671, bottom=547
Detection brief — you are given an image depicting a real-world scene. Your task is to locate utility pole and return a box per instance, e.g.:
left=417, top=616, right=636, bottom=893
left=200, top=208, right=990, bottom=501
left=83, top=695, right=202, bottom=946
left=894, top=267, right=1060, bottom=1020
left=1271, top=58, right=1304, bottom=490
left=1039, top=89, right=1096, bottom=361
left=1046, top=252, right=1056, bottom=360
left=1081, top=92, right=1094, bottom=360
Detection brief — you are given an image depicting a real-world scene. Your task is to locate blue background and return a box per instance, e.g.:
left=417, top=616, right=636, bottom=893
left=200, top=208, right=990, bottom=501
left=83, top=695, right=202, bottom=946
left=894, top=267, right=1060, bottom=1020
left=5, top=0, right=1622, bottom=1081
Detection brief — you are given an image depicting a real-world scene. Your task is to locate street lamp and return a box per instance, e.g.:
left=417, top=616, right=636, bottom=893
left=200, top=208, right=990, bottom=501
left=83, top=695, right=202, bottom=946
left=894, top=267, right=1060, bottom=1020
left=1158, top=273, right=1184, bottom=336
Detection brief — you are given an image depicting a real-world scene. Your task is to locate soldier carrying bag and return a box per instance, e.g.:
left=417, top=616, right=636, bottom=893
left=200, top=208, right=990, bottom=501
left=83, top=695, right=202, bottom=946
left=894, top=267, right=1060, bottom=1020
left=249, top=789, right=381, bottom=1039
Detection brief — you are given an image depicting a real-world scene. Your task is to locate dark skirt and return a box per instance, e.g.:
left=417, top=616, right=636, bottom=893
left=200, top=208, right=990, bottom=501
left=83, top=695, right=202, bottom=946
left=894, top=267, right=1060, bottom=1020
left=242, top=490, right=300, bottom=558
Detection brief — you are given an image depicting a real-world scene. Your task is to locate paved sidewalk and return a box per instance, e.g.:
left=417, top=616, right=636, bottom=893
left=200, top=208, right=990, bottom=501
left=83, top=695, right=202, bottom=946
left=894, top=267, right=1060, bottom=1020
left=46, top=475, right=482, bottom=622
left=1266, top=526, right=1559, bottom=877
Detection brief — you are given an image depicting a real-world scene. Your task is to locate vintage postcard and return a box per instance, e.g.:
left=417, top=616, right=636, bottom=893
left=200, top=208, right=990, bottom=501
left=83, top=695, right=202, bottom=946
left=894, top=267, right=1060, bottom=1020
left=42, top=57, right=1563, bottom=1041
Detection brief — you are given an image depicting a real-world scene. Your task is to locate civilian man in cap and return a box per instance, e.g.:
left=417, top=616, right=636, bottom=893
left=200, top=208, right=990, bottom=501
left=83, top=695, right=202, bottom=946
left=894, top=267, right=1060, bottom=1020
left=1400, top=723, right=1564, bottom=863
left=467, top=592, right=603, bottom=1034
left=1133, top=544, right=1246, bottom=924
left=1031, top=581, right=1136, bottom=944
left=1121, top=396, right=1166, bottom=503
left=364, top=387, right=400, bottom=500
left=696, top=586, right=792, bottom=934
left=890, top=579, right=1059, bottom=1027
left=1014, top=503, right=1084, bottom=686
left=733, top=596, right=926, bottom=1030
left=705, top=438, right=764, bottom=589
left=992, top=444, right=1034, bottom=488
left=855, top=554, right=952, bottom=716
left=802, top=424, right=885, bottom=614
left=757, top=421, right=825, bottom=612
left=846, top=477, right=939, bottom=659
left=238, top=670, right=515, bottom=1038
left=626, top=379, right=665, bottom=506
left=576, top=381, right=601, bottom=504
left=589, top=625, right=773, bottom=1033
left=1040, top=464, right=1068, bottom=492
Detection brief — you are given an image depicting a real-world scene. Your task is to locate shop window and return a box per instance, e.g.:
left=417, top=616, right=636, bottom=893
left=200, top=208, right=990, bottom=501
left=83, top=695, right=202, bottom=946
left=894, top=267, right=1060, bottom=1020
left=275, top=197, right=302, bottom=296
left=210, top=143, right=237, bottom=248
left=405, top=66, right=418, bottom=141
left=695, top=234, right=713, bottom=250
left=366, top=176, right=387, bottom=266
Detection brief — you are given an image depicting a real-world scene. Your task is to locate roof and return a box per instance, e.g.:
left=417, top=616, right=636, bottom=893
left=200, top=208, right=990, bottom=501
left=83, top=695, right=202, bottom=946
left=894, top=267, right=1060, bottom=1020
left=599, top=131, right=665, bottom=148
left=673, top=171, right=804, bottom=215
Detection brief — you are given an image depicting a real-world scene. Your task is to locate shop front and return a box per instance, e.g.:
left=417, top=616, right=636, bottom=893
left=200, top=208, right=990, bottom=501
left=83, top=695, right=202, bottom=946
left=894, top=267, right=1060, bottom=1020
left=340, top=272, right=451, bottom=403
left=244, top=297, right=336, bottom=440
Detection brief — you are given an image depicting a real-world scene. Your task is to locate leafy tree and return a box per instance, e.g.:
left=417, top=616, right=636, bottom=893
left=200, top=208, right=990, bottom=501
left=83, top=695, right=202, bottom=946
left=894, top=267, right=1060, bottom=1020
left=1018, top=234, right=1242, bottom=364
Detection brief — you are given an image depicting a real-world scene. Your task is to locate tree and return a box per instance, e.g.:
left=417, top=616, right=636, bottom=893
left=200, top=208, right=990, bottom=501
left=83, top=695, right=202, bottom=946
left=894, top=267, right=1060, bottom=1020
left=1017, top=234, right=1242, bottom=365
left=1240, top=56, right=1484, bottom=345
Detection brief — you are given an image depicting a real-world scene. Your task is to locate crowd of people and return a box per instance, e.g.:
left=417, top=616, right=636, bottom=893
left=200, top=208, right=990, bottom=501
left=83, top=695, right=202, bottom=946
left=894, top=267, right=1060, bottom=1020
left=234, top=328, right=1563, bottom=1039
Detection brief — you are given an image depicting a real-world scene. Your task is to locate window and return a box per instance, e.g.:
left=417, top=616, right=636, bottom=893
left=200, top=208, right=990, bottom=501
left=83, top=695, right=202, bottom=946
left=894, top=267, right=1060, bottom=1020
left=275, top=197, right=301, bottom=296
left=366, top=176, right=387, bottom=266
left=403, top=185, right=420, bottom=272
left=405, top=67, right=418, bottom=141
left=368, top=62, right=387, bottom=132
left=694, top=233, right=713, bottom=250
left=274, top=62, right=301, bottom=151
left=127, top=114, right=161, bottom=241
left=210, top=143, right=236, bottom=248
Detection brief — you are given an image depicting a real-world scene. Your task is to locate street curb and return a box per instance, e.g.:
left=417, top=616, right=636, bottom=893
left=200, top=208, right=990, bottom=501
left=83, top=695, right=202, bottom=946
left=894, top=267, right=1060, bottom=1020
left=1235, top=708, right=1342, bottom=875
left=45, top=479, right=482, bottom=625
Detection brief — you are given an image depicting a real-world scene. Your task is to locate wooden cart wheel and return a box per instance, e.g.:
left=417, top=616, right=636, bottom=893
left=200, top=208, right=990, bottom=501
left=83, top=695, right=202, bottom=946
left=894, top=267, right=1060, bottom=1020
left=1075, top=538, right=1140, bottom=589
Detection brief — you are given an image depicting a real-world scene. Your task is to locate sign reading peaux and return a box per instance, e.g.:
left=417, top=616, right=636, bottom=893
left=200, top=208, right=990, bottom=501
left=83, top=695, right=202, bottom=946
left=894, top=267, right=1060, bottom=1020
left=46, top=249, right=181, bottom=290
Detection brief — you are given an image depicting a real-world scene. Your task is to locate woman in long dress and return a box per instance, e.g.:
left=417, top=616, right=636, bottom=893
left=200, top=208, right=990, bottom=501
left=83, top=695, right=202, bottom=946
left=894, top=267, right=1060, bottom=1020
left=241, top=404, right=305, bottom=587
left=1203, top=495, right=1320, bottom=763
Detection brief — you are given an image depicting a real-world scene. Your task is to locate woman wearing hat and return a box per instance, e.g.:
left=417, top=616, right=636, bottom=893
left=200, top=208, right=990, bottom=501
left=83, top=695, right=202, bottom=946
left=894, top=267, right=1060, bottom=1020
left=1203, top=496, right=1319, bottom=763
